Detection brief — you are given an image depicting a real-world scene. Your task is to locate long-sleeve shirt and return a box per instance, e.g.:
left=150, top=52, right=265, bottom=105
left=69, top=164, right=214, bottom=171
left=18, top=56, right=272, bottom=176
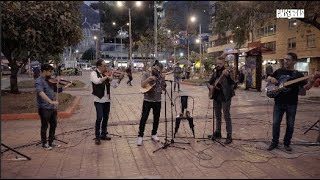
left=91, top=70, right=110, bottom=103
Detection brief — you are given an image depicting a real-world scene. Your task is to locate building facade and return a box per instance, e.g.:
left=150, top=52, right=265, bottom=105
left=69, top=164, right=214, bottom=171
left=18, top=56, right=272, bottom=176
left=208, top=18, right=320, bottom=75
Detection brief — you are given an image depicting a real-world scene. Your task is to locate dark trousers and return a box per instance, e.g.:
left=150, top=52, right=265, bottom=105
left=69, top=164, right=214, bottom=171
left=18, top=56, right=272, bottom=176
left=38, top=108, right=57, bottom=146
left=271, top=103, right=297, bottom=146
left=214, top=100, right=232, bottom=135
left=174, top=76, right=181, bottom=91
left=94, top=102, right=111, bottom=139
left=127, top=75, right=133, bottom=85
left=138, top=101, right=161, bottom=137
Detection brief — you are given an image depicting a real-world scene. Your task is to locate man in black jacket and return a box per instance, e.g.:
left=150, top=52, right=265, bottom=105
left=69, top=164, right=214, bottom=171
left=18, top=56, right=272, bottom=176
left=208, top=56, right=236, bottom=144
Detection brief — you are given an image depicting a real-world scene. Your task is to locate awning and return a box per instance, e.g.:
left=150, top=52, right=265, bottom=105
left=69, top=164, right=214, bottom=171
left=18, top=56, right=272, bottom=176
left=223, top=46, right=273, bottom=55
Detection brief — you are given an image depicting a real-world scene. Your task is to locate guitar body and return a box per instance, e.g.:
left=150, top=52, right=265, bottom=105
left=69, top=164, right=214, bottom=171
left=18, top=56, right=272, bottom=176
left=266, top=75, right=295, bottom=98
left=140, top=83, right=156, bottom=94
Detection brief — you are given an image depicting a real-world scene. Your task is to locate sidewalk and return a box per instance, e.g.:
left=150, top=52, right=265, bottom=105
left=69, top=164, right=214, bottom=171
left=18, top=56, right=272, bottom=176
left=1, top=71, right=320, bottom=179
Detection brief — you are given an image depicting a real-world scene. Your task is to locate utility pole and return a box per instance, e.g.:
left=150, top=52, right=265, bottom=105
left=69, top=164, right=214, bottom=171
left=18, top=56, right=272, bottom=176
left=154, top=1, right=158, bottom=60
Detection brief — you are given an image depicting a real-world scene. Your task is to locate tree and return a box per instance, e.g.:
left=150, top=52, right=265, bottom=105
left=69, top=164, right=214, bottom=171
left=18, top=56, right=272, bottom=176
left=91, top=1, right=154, bottom=49
left=1, top=1, right=83, bottom=93
left=81, top=48, right=96, bottom=61
left=214, top=1, right=320, bottom=47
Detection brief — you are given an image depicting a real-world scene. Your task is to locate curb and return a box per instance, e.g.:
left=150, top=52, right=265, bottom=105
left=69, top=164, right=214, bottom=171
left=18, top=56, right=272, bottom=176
left=1, top=96, right=81, bottom=120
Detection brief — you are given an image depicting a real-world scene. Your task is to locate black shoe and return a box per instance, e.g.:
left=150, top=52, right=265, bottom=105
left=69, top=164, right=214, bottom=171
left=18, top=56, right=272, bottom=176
left=101, top=136, right=111, bottom=141
left=267, top=143, right=277, bottom=151
left=95, top=138, right=101, bottom=145
left=284, top=145, right=292, bottom=151
left=224, top=134, right=232, bottom=144
left=214, top=131, right=222, bottom=139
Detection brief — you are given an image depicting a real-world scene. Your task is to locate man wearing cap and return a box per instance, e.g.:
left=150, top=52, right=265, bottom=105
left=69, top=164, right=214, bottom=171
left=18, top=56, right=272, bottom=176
left=137, top=63, right=166, bottom=146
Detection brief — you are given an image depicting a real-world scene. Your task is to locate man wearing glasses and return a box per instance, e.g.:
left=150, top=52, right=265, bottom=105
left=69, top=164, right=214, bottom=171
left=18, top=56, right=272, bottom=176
left=267, top=53, right=320, bottom=151
left=91, top=59, right=117, bottom=145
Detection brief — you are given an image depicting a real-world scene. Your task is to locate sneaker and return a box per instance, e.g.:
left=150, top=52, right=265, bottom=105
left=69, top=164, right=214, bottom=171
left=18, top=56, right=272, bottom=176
left=42, top=144, right=52, bottom=150
left=267, top=143, right=278, bottom=151
left=137, top=137, right=143, bottom=146
left=151, top=135, right=160, bottom=142
left=284, top=145, right=292, bottom=151
left=95, top=138, right=101, bottom=145
left=50, top=143, right=61, bottom=148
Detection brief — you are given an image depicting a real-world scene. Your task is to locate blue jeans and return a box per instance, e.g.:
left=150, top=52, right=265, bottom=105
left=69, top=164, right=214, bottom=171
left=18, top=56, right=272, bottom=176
left=94, top=102, right=111, bottom=139
left=271, top=103, right=297, bottom=146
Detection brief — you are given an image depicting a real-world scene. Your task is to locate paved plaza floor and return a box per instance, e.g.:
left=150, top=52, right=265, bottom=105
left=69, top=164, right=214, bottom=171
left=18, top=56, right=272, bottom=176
left=1, top=71, right=320, bottom=179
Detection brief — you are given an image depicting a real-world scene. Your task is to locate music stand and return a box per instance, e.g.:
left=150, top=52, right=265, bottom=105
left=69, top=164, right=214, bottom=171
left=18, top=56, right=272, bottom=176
left=197, top=99, right=225, bottom=147
left=1, top=143, right=31, bottom=160
left=153, top=80, right=190, bottom=153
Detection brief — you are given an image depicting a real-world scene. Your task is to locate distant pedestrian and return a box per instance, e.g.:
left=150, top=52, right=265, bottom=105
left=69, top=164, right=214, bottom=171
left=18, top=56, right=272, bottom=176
left=126, top=65, right=133, bottom=86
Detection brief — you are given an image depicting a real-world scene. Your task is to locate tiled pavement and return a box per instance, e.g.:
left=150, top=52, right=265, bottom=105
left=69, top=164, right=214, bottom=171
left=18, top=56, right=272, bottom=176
left=1, top=71, right=320, bottom=179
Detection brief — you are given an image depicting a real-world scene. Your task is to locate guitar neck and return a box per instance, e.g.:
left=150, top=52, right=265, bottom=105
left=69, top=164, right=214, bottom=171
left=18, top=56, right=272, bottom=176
left=283, top=75, right=312, bottom=87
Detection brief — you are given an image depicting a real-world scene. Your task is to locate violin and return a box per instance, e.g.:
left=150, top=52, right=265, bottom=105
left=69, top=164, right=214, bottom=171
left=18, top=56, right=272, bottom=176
left=103, top=69, right=125, bottom=81
left=47, top=78, right=76, bottom=86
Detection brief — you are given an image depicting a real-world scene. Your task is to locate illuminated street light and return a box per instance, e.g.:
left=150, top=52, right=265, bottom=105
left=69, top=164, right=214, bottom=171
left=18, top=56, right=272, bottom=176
left=190, top=16, right=196, bottom=23
left=117, top=1, right=143, bottom=65
left=117, top=1, right=123, bottom=7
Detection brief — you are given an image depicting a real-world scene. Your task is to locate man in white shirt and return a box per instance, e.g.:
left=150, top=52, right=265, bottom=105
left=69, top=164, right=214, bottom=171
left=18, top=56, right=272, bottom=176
left=91, top=59, right=117, bottom=145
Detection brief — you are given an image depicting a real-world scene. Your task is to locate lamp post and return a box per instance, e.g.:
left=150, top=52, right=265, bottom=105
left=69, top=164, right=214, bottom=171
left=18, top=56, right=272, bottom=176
left=93, top=36, right=97, bottom=63
left=187, top=16, right=196, bottom=62
left=117, top=1, right=142, bottom=66
left=113, top=22, right=129, bottom=66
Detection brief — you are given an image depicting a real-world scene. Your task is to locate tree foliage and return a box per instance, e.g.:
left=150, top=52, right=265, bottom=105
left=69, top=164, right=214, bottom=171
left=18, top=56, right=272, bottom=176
left=1, top=1, right=83, bottom=93
left=81, top=48, right=96, bottom=61
left=214, top=1, right=320, bottom=47
left=91, top=1, right=154, bottom=45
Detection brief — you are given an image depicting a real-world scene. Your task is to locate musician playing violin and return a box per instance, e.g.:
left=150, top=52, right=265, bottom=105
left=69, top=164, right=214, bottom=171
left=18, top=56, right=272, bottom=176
left=208, top=56, right=236, bottom=144
left=266, top=53, right=320, bottom=151
left=35, top=64, right=73, bottom=150
left=90, top=60, right=125, bottom=145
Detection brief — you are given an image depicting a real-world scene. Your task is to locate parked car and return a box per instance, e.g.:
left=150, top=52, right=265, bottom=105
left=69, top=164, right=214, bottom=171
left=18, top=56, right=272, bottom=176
left=1, top=64, right=11, bottom=75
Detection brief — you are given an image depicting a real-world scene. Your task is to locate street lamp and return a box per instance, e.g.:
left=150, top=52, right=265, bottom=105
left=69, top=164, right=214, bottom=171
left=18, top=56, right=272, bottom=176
left=93, top=36, right=97, bottom=62
left=117, top=1, right=142, bottom=66
left=113, top=22, right=129, bottom=65
left=187, top=15, right=197, bottom=63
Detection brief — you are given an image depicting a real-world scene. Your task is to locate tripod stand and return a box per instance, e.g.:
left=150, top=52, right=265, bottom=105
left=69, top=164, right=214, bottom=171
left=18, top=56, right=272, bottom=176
left=197, top=100, right=225, bottom=147
left=153, top=80, right=190, bottom=153
left=304, top=119, right=320, bottom=143
left=1, top=143, right=31, bottom=160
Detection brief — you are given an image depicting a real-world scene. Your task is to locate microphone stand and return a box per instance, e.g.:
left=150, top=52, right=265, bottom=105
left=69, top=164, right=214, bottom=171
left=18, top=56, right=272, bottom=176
left=197, top=89, right=225, bottom=147
left=153, top=80, right=189, bottom=153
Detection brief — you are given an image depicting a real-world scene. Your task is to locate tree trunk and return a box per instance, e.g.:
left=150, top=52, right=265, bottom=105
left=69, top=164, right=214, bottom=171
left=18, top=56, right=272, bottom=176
left=10, top=62, right=20, bottom=94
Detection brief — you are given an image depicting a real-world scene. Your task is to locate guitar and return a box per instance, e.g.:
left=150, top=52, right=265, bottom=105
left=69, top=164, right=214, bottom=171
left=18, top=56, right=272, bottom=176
left=265, top=74, right=313, bottom=98
left=208, top=67, right=232, bottom=99
left=140, top=83, right=156, bottom=94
